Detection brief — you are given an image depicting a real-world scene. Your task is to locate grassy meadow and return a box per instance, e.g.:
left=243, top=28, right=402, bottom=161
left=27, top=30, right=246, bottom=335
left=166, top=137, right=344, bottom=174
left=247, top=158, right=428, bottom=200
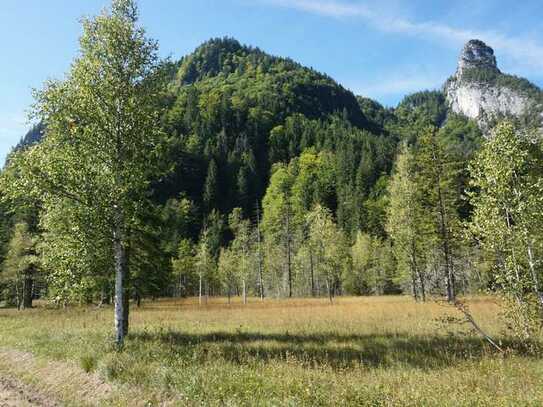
left=0, top=296, right=542, bottom=406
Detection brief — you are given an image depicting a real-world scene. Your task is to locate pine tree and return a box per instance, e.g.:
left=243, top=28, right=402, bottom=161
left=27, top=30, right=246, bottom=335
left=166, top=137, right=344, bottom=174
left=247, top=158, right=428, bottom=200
left=387, top=143, right=427, bottom=301
left=415, top=127, right=461, bottom=302
left=204, top=159, right=219, bottom=212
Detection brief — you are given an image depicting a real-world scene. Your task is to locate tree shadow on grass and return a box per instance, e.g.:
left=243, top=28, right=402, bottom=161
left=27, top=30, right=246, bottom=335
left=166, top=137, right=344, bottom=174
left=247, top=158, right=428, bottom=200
left=128, top=330, right=536, bottom=370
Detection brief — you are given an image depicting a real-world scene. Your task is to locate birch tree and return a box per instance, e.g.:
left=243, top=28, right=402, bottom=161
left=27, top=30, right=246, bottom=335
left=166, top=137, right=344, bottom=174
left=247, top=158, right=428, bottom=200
left=228, top=208, right=252, bottom=304
left=306, top=204, right=347, bottom=303
left=1, top=0, right=166, bottom=346
left=469, top=122, right=543, bottom=339
left=195, top=229, right=214, bottom=305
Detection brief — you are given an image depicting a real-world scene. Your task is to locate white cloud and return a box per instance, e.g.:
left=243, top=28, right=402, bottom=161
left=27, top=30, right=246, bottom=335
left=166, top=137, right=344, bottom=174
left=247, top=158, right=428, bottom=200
left=261, top=0, right=543, bottom=72
left=262, top=0, right=374, bottom=18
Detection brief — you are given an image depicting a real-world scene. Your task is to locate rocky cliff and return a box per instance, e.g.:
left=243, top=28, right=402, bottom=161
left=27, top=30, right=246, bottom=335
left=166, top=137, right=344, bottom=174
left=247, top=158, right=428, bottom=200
left=444, top=39, right=543, bottom=133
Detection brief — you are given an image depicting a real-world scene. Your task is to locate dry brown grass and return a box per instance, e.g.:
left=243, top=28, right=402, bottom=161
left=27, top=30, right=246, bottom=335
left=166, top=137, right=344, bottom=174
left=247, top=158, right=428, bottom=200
left=0, top=295, right=540, bottom=406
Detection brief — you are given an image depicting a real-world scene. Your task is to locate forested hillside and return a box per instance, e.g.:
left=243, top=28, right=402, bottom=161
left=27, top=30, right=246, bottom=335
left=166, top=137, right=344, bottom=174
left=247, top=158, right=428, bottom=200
left=4, top=3, right=543, bottom=404
left=0, top=34, right=494, bottom=304
left=2, top=0, right=543, bottom=351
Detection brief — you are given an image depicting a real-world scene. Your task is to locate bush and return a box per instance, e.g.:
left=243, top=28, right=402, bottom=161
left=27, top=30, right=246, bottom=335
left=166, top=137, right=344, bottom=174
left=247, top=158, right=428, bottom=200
left=79, top=354, right=97, bottom=373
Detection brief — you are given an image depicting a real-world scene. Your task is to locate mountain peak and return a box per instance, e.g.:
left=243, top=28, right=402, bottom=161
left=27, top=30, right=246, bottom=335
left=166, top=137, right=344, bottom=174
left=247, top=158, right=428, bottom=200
left=445, top=40, right=543, bottom=134
left=458, top=39, right=499, bottom=74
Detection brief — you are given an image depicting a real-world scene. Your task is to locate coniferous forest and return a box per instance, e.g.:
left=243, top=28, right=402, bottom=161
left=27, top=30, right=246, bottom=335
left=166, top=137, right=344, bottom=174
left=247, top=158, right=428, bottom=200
left=1, top=1, right=543, bottom=404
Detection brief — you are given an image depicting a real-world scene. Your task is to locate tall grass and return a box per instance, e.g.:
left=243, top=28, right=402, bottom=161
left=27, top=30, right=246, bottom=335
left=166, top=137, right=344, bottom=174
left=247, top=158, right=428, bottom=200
left=0, top=296, right=541, bottom=406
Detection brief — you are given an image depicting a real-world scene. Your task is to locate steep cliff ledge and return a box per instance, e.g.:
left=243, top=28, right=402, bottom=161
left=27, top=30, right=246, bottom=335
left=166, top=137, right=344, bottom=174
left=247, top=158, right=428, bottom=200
left=444, top=40, right=543, bottom=134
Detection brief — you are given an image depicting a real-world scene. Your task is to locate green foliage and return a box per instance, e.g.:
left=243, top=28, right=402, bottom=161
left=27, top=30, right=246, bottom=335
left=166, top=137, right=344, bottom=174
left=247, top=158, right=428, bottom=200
left=347, top=231, right=396, bottom=295
left=306, top=204, right=349, bottom=300
left=357, top=96, right=394, bottom=130
left=0, top=0, right=173, bottom=346
left=162, top=37, right=384, bottom=219
left=195, top=228, right=217, bottom=297
left=397, top=90, right=448, bottom=127
left=1, top=222, right=40, bottom=307
left=3, top=0, right=543, bottom=322
left=80, top=354, right=98, bottom=373
left=171, top=239, right=197, bottom=297
left=469, top=122, right=543, bottom=339
left=386, top=144, right=428, bottom=298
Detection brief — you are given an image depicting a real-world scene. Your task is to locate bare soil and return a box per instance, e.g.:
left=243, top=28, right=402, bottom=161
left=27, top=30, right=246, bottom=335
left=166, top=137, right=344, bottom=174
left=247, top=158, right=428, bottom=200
left=0, top=349, right=113, bottom=406
left=0, top=375, right=57, bottom=407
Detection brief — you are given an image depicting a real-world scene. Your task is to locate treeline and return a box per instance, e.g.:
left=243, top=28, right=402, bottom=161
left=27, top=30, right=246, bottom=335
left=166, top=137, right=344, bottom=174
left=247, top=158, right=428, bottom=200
left=1, top=0, right=543, bottom=345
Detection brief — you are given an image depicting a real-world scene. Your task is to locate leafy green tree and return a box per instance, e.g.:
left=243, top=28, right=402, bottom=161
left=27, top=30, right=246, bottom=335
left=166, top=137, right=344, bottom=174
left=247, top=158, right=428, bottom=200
left=347, top=232, right=394, bottom=296
left=348, top=231, right=373, bottom=295
left=195, top=228, right=216, bottom=305
left=218, top=247, right=238, bottom=303
left=39, top=199, right=112, bottom=305
left=1, top=222, right=40, bottom=309
left=2, top=0, right=167, bottom=345
left=262, top=164, right=297, bottom=297
left=171, top=239, right=196, bottom=297
left=160, top=196, right=197, bottom=258
left=291, top=149, right=336, bottom=221
left=306, top=204, right=348, bottom=302
left=228, top=208, right=253, bottom=304
left=387, top=144, right=428, bottom=300
left=469, top=122, right=543, bottom=339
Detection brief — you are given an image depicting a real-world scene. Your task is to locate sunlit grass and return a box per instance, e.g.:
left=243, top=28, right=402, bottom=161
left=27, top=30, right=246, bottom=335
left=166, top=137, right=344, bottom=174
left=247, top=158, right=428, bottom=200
left=0, top=296, right=541, bottom=405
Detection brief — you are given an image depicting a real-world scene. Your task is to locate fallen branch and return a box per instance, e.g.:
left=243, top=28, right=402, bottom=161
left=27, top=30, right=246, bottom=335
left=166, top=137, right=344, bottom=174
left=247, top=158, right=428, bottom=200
left=454, top=300, right=504, bottom=353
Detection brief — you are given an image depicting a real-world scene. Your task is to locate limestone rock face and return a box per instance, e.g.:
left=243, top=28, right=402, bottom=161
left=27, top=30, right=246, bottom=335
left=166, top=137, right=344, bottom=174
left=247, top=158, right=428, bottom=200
left=444, top=39, right=542, bottom=133
left=457, top=39, right=498, bottom=73
left=446, top=76, right=531, bottom=123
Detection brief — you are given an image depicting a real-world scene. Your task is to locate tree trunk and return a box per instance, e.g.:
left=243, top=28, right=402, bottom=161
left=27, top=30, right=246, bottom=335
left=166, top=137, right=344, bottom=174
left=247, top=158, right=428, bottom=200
left=527, top=241, right=543, bottom=313
left=100, top=284, right=111, bottom=306
left=22, top=274, right=33, bottom=309
left=418, top=269, right=426, bottom=302
left=199, top=273, right=203, bottom=306
left=410, top=267, right=418, bottom=301
left=134, top=290, right=142, bottom=308
left=113, top=221, right=128, bottom=347
left=410, top=241, right=419, bottom=301
left=309, top=247, right=315, bottom=297
left=431, top=139, right=455, bottom=302
left=285, top=205, right=293, bottom=298
left=256, top=202, right=265, bottom=300
left=437, top=182, right=454, bottom=302
left=242, top=279, right=247, bottom=305
left=15, top=277, right=21, bottom=310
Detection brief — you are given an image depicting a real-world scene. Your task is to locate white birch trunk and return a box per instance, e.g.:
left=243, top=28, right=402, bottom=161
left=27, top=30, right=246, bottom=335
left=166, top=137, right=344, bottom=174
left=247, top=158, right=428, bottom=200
left=113, top=223, right=126, bottom=347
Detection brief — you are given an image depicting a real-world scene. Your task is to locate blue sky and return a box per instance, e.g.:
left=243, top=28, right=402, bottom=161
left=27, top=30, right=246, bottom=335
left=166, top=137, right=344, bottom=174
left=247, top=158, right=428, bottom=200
left=1, top=0, right=543, bottom=165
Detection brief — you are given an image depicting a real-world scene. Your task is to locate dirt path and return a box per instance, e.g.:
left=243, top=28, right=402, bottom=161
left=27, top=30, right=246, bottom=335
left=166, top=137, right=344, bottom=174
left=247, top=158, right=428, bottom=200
left=0, top=375, right=57, bottom=407
left=0, top=349, right=113, bottom=406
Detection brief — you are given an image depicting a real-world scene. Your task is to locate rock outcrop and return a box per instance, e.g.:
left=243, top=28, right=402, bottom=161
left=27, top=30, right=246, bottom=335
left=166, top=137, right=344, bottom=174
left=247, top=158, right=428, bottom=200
left=444, top=39, right=543, bottom=133
left=457, top=40, right=498, bottom=73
